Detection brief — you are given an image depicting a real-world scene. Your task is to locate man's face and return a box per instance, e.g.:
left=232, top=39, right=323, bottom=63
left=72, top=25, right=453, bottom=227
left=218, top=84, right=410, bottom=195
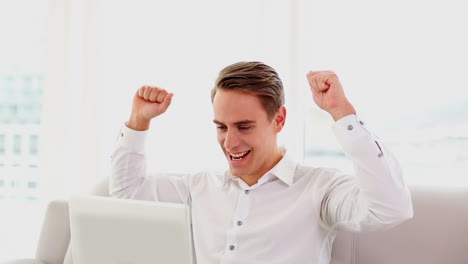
left=213, top=89, right=285, bottom=182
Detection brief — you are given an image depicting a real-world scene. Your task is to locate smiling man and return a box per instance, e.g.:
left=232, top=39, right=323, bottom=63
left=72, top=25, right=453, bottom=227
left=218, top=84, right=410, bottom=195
left=110, top=61, right=413, bottom=264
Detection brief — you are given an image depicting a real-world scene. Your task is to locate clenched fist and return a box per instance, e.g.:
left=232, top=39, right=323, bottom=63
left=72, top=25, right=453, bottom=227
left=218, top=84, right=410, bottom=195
left=306, top=71, right=356, bottom=121
left=127, top=86, right=174, bottom=131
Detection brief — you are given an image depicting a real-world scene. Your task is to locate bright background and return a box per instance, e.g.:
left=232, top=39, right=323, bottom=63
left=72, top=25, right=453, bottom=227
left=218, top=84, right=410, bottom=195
left=0, top=0, right=467, bottom=261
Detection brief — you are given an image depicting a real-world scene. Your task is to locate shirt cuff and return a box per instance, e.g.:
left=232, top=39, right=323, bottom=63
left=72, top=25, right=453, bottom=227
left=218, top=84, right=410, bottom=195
left=116, top=123, right=148, bottom=153
left=332, top=114, right=373, bottom=148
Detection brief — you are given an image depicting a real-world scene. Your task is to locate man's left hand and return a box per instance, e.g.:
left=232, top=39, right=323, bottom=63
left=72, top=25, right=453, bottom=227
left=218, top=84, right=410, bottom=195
left=306, top=71, right=356, bottom=121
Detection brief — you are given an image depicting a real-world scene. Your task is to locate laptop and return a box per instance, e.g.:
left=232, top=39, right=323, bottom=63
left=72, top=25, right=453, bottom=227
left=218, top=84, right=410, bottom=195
left=69, top=195, right=197, bottom=264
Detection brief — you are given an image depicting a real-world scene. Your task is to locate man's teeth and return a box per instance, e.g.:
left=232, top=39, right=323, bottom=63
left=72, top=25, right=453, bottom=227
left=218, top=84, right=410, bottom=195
left=231, top=151, right=248, bottom=158
left=230, top=151, right=249, bottom=159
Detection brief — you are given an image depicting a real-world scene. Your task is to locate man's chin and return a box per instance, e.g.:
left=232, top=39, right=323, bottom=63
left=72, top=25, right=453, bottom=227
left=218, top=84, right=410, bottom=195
left=228, top=167, right=246, bottom=178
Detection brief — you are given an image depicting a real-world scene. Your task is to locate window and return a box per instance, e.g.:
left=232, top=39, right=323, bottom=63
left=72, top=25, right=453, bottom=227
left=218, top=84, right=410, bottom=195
left=0, top=135, right=5, bottom=155
left=29, top=135, right=39, bottom=156
left=0, top=0, right=48, bottom=260
left=298, top=0, right=468, bottom=187
left=13, top=134, right=22, bottom=155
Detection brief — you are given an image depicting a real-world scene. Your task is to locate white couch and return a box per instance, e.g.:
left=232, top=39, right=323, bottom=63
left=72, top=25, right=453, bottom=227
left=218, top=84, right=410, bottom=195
left=3, top=178, right=468, bottom=264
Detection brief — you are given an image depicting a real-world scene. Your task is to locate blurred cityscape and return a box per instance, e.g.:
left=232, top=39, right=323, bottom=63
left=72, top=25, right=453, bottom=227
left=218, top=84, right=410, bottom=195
left=304, top=101, right=468, bottom=186
left=0, top=74, right=43, bottom=200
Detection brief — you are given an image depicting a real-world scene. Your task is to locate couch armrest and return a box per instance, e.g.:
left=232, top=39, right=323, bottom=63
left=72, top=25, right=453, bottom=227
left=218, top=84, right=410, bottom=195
left=35, top=200, right=70, bottom=264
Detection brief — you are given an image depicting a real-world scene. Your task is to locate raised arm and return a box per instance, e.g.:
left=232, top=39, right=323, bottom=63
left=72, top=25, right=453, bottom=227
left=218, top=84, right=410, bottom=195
left=306, top=71, right=413, bottom=231
left=110, top=86, right=189, bottom=203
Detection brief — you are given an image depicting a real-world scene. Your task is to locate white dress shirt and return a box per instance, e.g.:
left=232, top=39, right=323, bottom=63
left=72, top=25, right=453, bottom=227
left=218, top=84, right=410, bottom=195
left=110, top=114, right=413, bottom=264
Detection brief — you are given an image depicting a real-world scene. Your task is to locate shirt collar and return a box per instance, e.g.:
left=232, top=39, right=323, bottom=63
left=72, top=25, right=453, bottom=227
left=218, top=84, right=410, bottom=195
left=268, top=149, right=297, bottom=186
left=223, top=148, right=297, bottom=187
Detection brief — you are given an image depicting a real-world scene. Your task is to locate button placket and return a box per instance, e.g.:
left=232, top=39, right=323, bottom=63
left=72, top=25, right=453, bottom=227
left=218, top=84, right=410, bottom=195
left=237, top=189, right=250, bottom=227
left=221, top=188, right=251, bottom=263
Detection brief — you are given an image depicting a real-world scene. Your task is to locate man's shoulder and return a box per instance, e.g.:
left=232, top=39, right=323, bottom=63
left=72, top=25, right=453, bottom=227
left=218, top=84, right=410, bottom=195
left=188, top=169, right=227, bottom=186
left=294, top=163, right=345, bottom=184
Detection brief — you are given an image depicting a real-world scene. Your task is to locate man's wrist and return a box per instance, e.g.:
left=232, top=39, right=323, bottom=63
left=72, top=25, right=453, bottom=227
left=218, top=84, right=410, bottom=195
left=329, top=103, right=356, bottom=121
left=127, top=115, right=151, bottom=131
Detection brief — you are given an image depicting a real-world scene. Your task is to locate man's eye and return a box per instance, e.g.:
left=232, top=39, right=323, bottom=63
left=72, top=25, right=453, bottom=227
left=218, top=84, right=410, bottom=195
left=217, top=126, right=227, bottom=131
left=239, top=126, right=252, bottom=131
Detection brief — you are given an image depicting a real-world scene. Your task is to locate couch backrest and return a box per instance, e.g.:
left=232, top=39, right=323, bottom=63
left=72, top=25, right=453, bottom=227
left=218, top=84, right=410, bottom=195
left=331, top=185, right=468, bottom=264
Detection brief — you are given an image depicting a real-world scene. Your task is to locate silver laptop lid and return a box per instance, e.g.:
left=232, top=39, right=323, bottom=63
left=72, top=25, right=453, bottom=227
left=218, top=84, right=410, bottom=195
left=69, top=195, right=196, bottom=264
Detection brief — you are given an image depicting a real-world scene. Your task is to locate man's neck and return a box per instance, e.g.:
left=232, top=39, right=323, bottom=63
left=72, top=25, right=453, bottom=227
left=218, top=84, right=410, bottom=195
left=240, top=149, right=284, bottom=186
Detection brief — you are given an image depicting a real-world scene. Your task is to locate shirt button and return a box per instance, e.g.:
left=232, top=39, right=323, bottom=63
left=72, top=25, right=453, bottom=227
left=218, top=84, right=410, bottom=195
left=359, top=120, right=365, bottom=125
left=237, top=221, right=243, bottom=226
left=347, top=125, right=353, bottom=131
left=244, top=190, right=249, bottom=194
left=121, top=132, right=124, bottom=137
left=229, top=245, right=235, bottom=250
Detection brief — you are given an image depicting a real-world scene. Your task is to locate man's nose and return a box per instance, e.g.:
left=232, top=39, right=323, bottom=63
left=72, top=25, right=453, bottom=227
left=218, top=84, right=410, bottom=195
left=224, top=130, right=240, bottom=150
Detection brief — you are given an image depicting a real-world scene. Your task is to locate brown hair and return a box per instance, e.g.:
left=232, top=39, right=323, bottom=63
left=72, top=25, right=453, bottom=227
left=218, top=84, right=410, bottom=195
left=211, top=61, right=284, bottom=120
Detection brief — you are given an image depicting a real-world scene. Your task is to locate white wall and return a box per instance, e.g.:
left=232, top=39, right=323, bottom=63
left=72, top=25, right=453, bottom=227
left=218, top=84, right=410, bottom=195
left=41, top=0, right=303, bottom=199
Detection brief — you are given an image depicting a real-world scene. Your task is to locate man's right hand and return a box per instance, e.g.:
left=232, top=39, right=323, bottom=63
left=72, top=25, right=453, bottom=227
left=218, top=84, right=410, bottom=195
left=127, top=86, right=174, bottom=131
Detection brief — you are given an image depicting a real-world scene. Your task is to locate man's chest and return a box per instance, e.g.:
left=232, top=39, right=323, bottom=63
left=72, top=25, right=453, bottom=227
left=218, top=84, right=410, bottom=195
left=190, top=183, right=323, bottom=243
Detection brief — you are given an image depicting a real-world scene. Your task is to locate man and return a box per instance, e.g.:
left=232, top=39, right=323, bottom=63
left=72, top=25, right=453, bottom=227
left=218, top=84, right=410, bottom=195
left=110, top=61, right=413, bottom=264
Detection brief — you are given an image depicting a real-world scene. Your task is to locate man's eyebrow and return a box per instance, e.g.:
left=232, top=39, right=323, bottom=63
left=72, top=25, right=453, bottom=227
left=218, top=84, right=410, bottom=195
left=213, top=120, right=256, bottom=126
left=213, top=120, right=224, bottom=126
left=234, top=120, right=256, bottom=126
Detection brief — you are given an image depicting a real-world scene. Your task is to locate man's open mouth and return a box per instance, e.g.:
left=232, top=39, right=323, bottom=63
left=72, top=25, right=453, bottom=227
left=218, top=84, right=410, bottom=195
left=229, top=150, right=251, bottom=161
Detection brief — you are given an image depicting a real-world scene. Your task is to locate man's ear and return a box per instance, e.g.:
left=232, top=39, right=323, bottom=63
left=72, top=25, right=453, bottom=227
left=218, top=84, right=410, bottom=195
left=273, top=106, right=286, bottom=133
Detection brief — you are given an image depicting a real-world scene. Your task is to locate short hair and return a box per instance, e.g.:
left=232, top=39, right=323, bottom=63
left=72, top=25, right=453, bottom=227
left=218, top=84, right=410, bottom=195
left=211, top=61, right=284, bottom=120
